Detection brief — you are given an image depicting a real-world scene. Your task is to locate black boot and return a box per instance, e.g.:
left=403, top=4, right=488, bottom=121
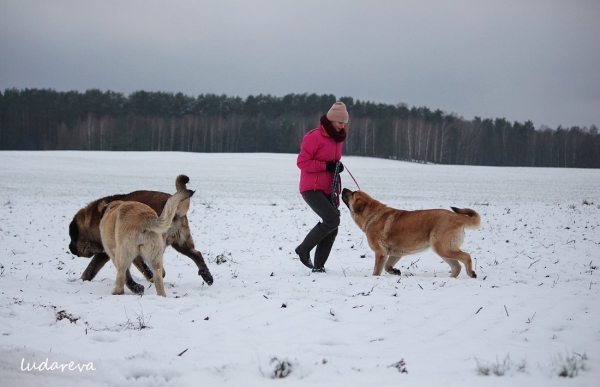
left=295, top=223, right=328, bottom=269
left=312, top=228, right=337, bottom=273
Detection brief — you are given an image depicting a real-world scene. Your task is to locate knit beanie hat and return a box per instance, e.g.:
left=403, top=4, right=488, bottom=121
left=326, top=102, right=349, bottom=123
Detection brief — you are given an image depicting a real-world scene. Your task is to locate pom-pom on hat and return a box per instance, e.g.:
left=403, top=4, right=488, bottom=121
left=326, top=102, right=349, bottom=124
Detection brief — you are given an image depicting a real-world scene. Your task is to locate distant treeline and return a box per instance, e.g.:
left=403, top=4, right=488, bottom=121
left=1, top=88, right=598, bottom=168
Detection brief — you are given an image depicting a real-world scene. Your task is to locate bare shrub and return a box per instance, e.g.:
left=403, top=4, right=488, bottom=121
left=88, top=308, right=150, bottom=332
left=554, top=352, right=588, bottom=378
left=475, top=355, right=526, bottom=377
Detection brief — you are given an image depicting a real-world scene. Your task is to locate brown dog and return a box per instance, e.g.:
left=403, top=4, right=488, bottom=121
left=69, top=175, right=213, bottom=294
left=99, top=189, right=194, bottom=296
left=341, top=188, right=481, bottom=278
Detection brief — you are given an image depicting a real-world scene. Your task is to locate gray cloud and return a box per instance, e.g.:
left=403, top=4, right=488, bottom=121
left=1, top=0, right=598, bottom=128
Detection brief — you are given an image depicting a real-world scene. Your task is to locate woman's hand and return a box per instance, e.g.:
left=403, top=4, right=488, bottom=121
left=325, top=161, right=344, bottom=172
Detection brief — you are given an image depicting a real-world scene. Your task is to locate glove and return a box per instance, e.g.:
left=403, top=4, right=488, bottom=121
left=325, top=161, right=344, bottom=172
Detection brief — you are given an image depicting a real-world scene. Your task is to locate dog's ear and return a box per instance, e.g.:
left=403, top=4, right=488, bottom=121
left=96, top=200, right=110, bottom=218
left=97, top=200, right=108, bottom=212
left=353, top=198, right=366, bottom=214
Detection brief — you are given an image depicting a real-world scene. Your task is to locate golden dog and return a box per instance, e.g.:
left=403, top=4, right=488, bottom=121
left=69, top=175, right=213, bottom=294
left=341, top=188, right=481, bottom=278
left=99, top=189, right=194, bottom=296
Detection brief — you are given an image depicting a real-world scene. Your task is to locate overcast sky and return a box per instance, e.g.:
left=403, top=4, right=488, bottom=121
left=1, top=0, right=599, bottom=128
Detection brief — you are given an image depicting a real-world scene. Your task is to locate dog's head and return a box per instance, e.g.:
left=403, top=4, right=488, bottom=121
left=342, top=188, right=387, bottom=230
left=342, top=188, right=360, bottom=211
left=342, top=187, right=372, bottom=212
left=68, top=203, right=105, bottom=257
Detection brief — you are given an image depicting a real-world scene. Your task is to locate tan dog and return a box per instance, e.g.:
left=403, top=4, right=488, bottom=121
left=99, top=189, right=194, bottom=296
left=69, top=175, right=213, bottom=294
left=341, top=188, right=481, bottom=278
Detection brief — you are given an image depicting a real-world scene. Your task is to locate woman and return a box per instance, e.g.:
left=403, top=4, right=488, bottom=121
left=295, top=101, right=348, bottom=273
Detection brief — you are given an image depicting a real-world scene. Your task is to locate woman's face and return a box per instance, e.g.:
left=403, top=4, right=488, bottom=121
left=331, top=121, right=345, bottom=132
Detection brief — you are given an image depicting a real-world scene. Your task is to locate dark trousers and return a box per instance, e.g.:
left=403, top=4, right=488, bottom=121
left=301, top=190, right=340, bottom=234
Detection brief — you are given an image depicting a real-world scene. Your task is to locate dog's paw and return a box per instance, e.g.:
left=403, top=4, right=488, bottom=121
left=111, top=288, right=125, bottom=295
left=387, top=267, right=402, bottom=276
left=80, top=274, right=92, bottom=282
left=130, top=283, right=145, bottom=294
left=470, top=271, right=477, bottom=278
left=199, top=269, right=214, bottom=285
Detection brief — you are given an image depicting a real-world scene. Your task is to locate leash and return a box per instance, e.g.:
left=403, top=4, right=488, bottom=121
left=344, top=164, right=361, bottom=190
left=330, top=161, right=341, bottom=210
left=330, top=161, right=361, bottom=212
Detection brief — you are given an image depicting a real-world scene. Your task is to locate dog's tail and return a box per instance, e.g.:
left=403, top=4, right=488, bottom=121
left=148, top=189, right=195, bottom=234
left=175, top=175, right=190, bottom=191
left=451, top=207, right=481, bottom=229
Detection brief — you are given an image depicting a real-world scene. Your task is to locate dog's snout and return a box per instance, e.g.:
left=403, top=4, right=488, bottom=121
left=341, top=188, right=353, bottom=208
left=68, top=242, right=77, bottom=255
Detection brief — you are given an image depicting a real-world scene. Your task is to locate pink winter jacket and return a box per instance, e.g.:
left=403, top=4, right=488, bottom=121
left=297, top=125, right=343, bottom=194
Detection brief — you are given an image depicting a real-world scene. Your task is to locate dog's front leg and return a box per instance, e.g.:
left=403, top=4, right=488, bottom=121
left=80, top=253, right=110, bottom=281
left=373, top=250, right=387, bottom=276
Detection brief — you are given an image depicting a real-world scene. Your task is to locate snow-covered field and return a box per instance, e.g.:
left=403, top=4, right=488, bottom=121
left=0, top=151, right=598, bottom=387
